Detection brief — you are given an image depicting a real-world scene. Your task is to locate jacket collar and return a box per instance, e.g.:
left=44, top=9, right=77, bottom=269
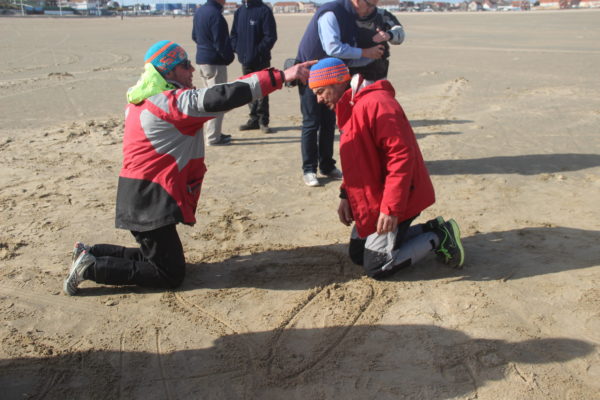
left=349, top=74, right=394, bottom=105
left=126, top=63, right=177, bottom=104
left=207, top=0, right=224, bottom=11
left=244, top=0, right=262, bottom=7
left=339, top=0, right=359, bottom=17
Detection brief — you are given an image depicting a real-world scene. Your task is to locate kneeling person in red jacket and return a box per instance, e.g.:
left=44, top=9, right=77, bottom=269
left=308, top=58, right=465, bottom=279
left=64, top=40, right=314, bottom=295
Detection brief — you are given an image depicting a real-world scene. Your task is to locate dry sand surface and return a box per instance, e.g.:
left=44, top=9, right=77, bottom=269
left=1, top=10, right=599, bottom=399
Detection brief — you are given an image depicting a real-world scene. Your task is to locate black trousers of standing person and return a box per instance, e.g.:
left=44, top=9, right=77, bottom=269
left=84, top=224, right=186, bottom=289
left=242, top=60, right=271, bottom=126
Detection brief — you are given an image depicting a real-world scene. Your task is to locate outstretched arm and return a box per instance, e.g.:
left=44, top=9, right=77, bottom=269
left=176, top=61, right=316, bottom=116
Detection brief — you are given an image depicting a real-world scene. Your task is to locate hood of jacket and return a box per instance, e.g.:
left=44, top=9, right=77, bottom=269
left=244, top=0, right=263, bottom=7
left=336, top=75, right=395, bottom=126
left=126, top=63, right=176, bottom=105
left=351, top=76, right=395, bottom=104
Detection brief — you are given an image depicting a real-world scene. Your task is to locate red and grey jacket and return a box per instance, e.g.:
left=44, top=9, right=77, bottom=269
left=337, top=77, right=435, bottom=238
left=115, top=68, right=285, bottom=232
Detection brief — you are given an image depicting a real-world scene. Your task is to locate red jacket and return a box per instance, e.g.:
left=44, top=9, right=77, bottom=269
left=115, top=68, right=284, bottom=232
left=337, top=79, right=435, bottom=238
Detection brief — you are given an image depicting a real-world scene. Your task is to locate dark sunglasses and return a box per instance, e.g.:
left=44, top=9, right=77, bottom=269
left=179, top=59, right=192, bottom=70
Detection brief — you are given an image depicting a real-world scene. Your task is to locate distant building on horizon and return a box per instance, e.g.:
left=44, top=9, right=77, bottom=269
left=377, top=0, right=401, bottom=11
left=272, top=2, right=316, bottom=13
left=578, top=0, right=600, bottom=7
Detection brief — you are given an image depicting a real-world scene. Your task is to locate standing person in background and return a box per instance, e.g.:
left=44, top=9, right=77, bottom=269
left=295, top=0, right=385, bottom=187
left=231, top=0, right=278, bottom=134
left=192, top=0, right=235, bottom=146
left=351, top=7, right=405, bottom=80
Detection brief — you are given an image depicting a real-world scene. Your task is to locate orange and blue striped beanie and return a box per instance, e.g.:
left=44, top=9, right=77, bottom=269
left=308, top=58, right=350, bottom=89
left=144, top=40, right=188, bottom=74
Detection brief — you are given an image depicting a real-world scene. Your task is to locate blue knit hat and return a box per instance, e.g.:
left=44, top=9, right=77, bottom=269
left=144, top=40, right=188, bottom=74
left=308, top=58, right=350, bottom=89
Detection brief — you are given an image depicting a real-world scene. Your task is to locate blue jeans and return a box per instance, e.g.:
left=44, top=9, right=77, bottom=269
left=298, top=83, right=336, bottom=174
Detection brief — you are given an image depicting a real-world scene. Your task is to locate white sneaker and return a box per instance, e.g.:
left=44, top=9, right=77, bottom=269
left=71, top=241, right=90, bottom=267
left=321, top=168, right=343, bottom=180
left=303, top=172, right=321, bottom=187
left=63, top=250, right=95, bottom=296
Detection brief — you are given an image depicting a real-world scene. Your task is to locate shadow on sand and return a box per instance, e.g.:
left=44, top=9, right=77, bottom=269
left=0, top=324, right=594, bottom=399
left=427, top=153, right=600, bottom=175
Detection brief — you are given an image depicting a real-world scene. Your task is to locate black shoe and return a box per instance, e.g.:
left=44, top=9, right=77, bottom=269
left=239, top=121, right=259, bottom=131
left=260, top=125, right=274, bottom=134
left=208, top=134, right=232, bottom=146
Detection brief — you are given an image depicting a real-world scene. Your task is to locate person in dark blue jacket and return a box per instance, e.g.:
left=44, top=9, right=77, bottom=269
left=231, top=0, right=277, bottom=134
left=192, top=0, right=235, bottom=146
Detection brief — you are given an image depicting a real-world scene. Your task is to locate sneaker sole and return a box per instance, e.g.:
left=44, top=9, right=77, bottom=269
left=64, top=251, right=93, bottom=296
left=63, top=266, right=79, bottom=296
left=63, top=278, right=76, bottom=296
left=447, top=219, right=465, bottom=268
left=304, top=181, right=322, bottom=187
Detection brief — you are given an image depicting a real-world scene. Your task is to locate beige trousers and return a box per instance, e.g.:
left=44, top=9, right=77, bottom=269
left=197, top=64, right=227, bottom=143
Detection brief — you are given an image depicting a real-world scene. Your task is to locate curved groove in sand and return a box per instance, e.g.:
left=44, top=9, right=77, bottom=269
left=174, top=292, right=243, bottom=336
left=155, top=329, right=174, bottom=400
left=267, top=281, right=375, bottom=380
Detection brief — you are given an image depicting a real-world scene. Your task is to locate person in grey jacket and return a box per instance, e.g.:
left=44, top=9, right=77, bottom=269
left=231, top=0, right=278, bottom=133
left=192, top=0, right=235, bottom=145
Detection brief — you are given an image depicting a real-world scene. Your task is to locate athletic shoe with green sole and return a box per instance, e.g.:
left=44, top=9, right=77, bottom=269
left=435, top=219, right=465, bottom=269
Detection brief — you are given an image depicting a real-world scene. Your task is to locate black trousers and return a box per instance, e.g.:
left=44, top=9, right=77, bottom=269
left=86, top=224, right=185, bottom=289
left=242, top=60, right=270, bottom=126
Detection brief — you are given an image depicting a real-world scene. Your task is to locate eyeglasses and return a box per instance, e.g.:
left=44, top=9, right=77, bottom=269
left=179, top=59, right=192, bottom=70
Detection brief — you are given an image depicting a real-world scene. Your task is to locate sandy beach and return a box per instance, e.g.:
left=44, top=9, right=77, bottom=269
left=1, top=10, right=599, bottom=399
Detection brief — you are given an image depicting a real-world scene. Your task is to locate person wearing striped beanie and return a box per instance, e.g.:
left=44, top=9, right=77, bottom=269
left=144, top=40, right=189, bottom=76
left=308, top=57, right=351, bottom=111
left=63, top=41, right=316, bottom=296
left=309, top=58, right=465, bottom=280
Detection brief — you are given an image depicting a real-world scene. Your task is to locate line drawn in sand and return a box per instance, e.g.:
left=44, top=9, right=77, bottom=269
left=265, top=280, right=376, bottom=380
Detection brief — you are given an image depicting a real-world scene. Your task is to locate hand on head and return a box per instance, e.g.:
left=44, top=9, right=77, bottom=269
left=284, top=60, right=317, bottom=85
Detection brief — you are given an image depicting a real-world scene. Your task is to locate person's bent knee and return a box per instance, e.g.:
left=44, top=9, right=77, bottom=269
left=167, top=265, right=186, bottom=288
left=349, top=238, right=366, bottom=266
left=363, top=254, right=411, bottom=280
left=161, top=261, right=186, bottom=289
